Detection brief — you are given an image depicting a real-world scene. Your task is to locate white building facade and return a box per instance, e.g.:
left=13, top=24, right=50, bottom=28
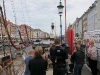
left=97, top=0, right=100, bottom=29
left=78, top=17, right=82, bottom=38
left=72, top=18, right=79, bottom=37
left=87, top=1, right=98, bottom=31
left=33, top=29, right=49, bottom=39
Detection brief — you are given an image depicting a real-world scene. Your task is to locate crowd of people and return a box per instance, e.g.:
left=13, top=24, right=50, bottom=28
left=24, top=38, right=98, bottom=75
left=71, top=39, right=97, bottom=75
left=24, top=43, right=53, bottom=75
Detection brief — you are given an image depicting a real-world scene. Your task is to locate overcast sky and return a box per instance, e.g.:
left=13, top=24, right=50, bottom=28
left=0, top=0, right=95, bottom=35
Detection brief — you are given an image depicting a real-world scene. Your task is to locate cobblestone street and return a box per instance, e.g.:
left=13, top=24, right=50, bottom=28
left=46, top=68, right=53, bottom=75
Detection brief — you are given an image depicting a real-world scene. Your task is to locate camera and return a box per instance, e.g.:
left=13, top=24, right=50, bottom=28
left=61, top=43, right=70, bottom=52
left=80, top=44, right=86, bottom=53
left=81, top=44, right=86, bottom=48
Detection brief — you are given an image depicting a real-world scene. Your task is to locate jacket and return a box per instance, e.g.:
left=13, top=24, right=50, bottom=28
left=29, top=56, right=47, bottom=75
left=24, top=56, right=33, bottom=75
left=97, top=48, right=100, bottom=70
left=71, top=50, right=85, bottom=64
left=50, top=46, right=68, bottom=64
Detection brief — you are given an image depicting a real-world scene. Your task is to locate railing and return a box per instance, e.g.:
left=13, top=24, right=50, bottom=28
left=0, top=60, right=15, bottom=75
left=0, top=48, right=28, bottom=75
left=0, top=51, right=15, bottom=75
left=0, top=61, right=13, bottom=73
left=7, top=68, right=15, bottom=75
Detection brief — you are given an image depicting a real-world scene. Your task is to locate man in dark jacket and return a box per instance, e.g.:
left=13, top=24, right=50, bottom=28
left=71, top=44, right=85, bottom=75
left=50, top=38, right=68, bottom=75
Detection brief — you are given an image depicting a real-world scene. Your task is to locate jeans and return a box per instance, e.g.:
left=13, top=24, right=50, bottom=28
left=53, top=64, right=66, bottom=75
left=53, top=67, right=66, bottom=75
left=88, top=57, right=97, bottom=75
left=74, top=64, right=83, bottom=75
left=98, top=69, right=100, bottom=75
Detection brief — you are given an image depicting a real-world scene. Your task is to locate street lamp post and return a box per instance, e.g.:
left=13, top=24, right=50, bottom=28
left=60, top=15, right=62, bottom=44
left=57, top=0, right=64, bottom=44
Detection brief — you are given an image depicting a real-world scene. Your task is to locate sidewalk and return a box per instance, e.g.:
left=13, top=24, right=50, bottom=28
left=46, top=68, right=53, bottom=75
left=82, top=64, right=92, bottom=75
left=46, top=64, right=92, bottom=75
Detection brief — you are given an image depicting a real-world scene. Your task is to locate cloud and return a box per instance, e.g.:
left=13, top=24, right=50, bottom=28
left=0, top=0, right=95, bottom=35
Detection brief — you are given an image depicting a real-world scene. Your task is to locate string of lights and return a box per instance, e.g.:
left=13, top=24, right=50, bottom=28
left=10, top=0, right=22, bottom=43
left=24, top=0, right=31, bottom=26
left=8, top=0, right=32, bottom=41
left=9, top=0, right=30, bottom=45
left=20, top=0, right=25, bottom=23
left=24, top=0, right=32, bottom=39
left=10, top=0, right=17, bottom=24
left=20, top=0, right=28, bottom=39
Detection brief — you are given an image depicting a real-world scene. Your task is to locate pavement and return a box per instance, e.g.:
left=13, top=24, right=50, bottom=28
left=46, top=68, right=53, bottom=75
left=82, top=64, right=92, bottom=75
left=46, top=64, right=92, bottom=75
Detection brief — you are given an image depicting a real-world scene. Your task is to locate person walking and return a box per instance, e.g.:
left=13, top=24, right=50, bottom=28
left=24, top=49, right=34, bottom=75
left=42, top=49, right=49, bottom=60
left=50, top=38, right=69, bottom=75
left=29, top=46, right=48, bottom=75
left=87, top=40, right=97, bottom=75
left=42, top=49, right=52, bottom=69
left=71, top=44, right=85, bottom=75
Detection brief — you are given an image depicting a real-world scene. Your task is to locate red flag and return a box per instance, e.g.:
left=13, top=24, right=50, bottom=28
left=67, top=28, right=74, bottom=55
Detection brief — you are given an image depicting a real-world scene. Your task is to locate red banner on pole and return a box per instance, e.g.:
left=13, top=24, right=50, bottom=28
left=66, top=28, right=74, bottom=55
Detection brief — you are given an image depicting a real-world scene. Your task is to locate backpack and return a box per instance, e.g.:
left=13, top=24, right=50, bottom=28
left=52, top=46, right=65, bottom=64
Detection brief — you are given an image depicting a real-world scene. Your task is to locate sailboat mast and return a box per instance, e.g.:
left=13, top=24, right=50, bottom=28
left=0, top=5, right=6, bottom=56
left=30, top=25, right=31, bottom=41
left=3, top=0, right=7, bottom=21
left=0, top=7, right=4, bottom=55
left=2, top=0, right=12, bottom=58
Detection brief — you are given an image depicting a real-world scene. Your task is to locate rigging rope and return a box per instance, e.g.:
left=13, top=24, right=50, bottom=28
left=0, top=6, right=23, bottom=49
left=2, top=0, right=30, bottom=49
left=2, top=0, right=7, bottom=56
left=2, top=0, right=6, bottom=21
left=18, top=26, right=29, bottom=46
left=25, top=25, right=29, bottom=41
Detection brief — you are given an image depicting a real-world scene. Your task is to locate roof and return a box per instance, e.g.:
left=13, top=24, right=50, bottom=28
left=7, top=20, right=13, bottom=24
left=33, top=29, right=42, bottom=31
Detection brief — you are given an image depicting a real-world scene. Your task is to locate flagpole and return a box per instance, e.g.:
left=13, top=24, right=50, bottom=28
left=64, top=0, right=67, bottom=42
